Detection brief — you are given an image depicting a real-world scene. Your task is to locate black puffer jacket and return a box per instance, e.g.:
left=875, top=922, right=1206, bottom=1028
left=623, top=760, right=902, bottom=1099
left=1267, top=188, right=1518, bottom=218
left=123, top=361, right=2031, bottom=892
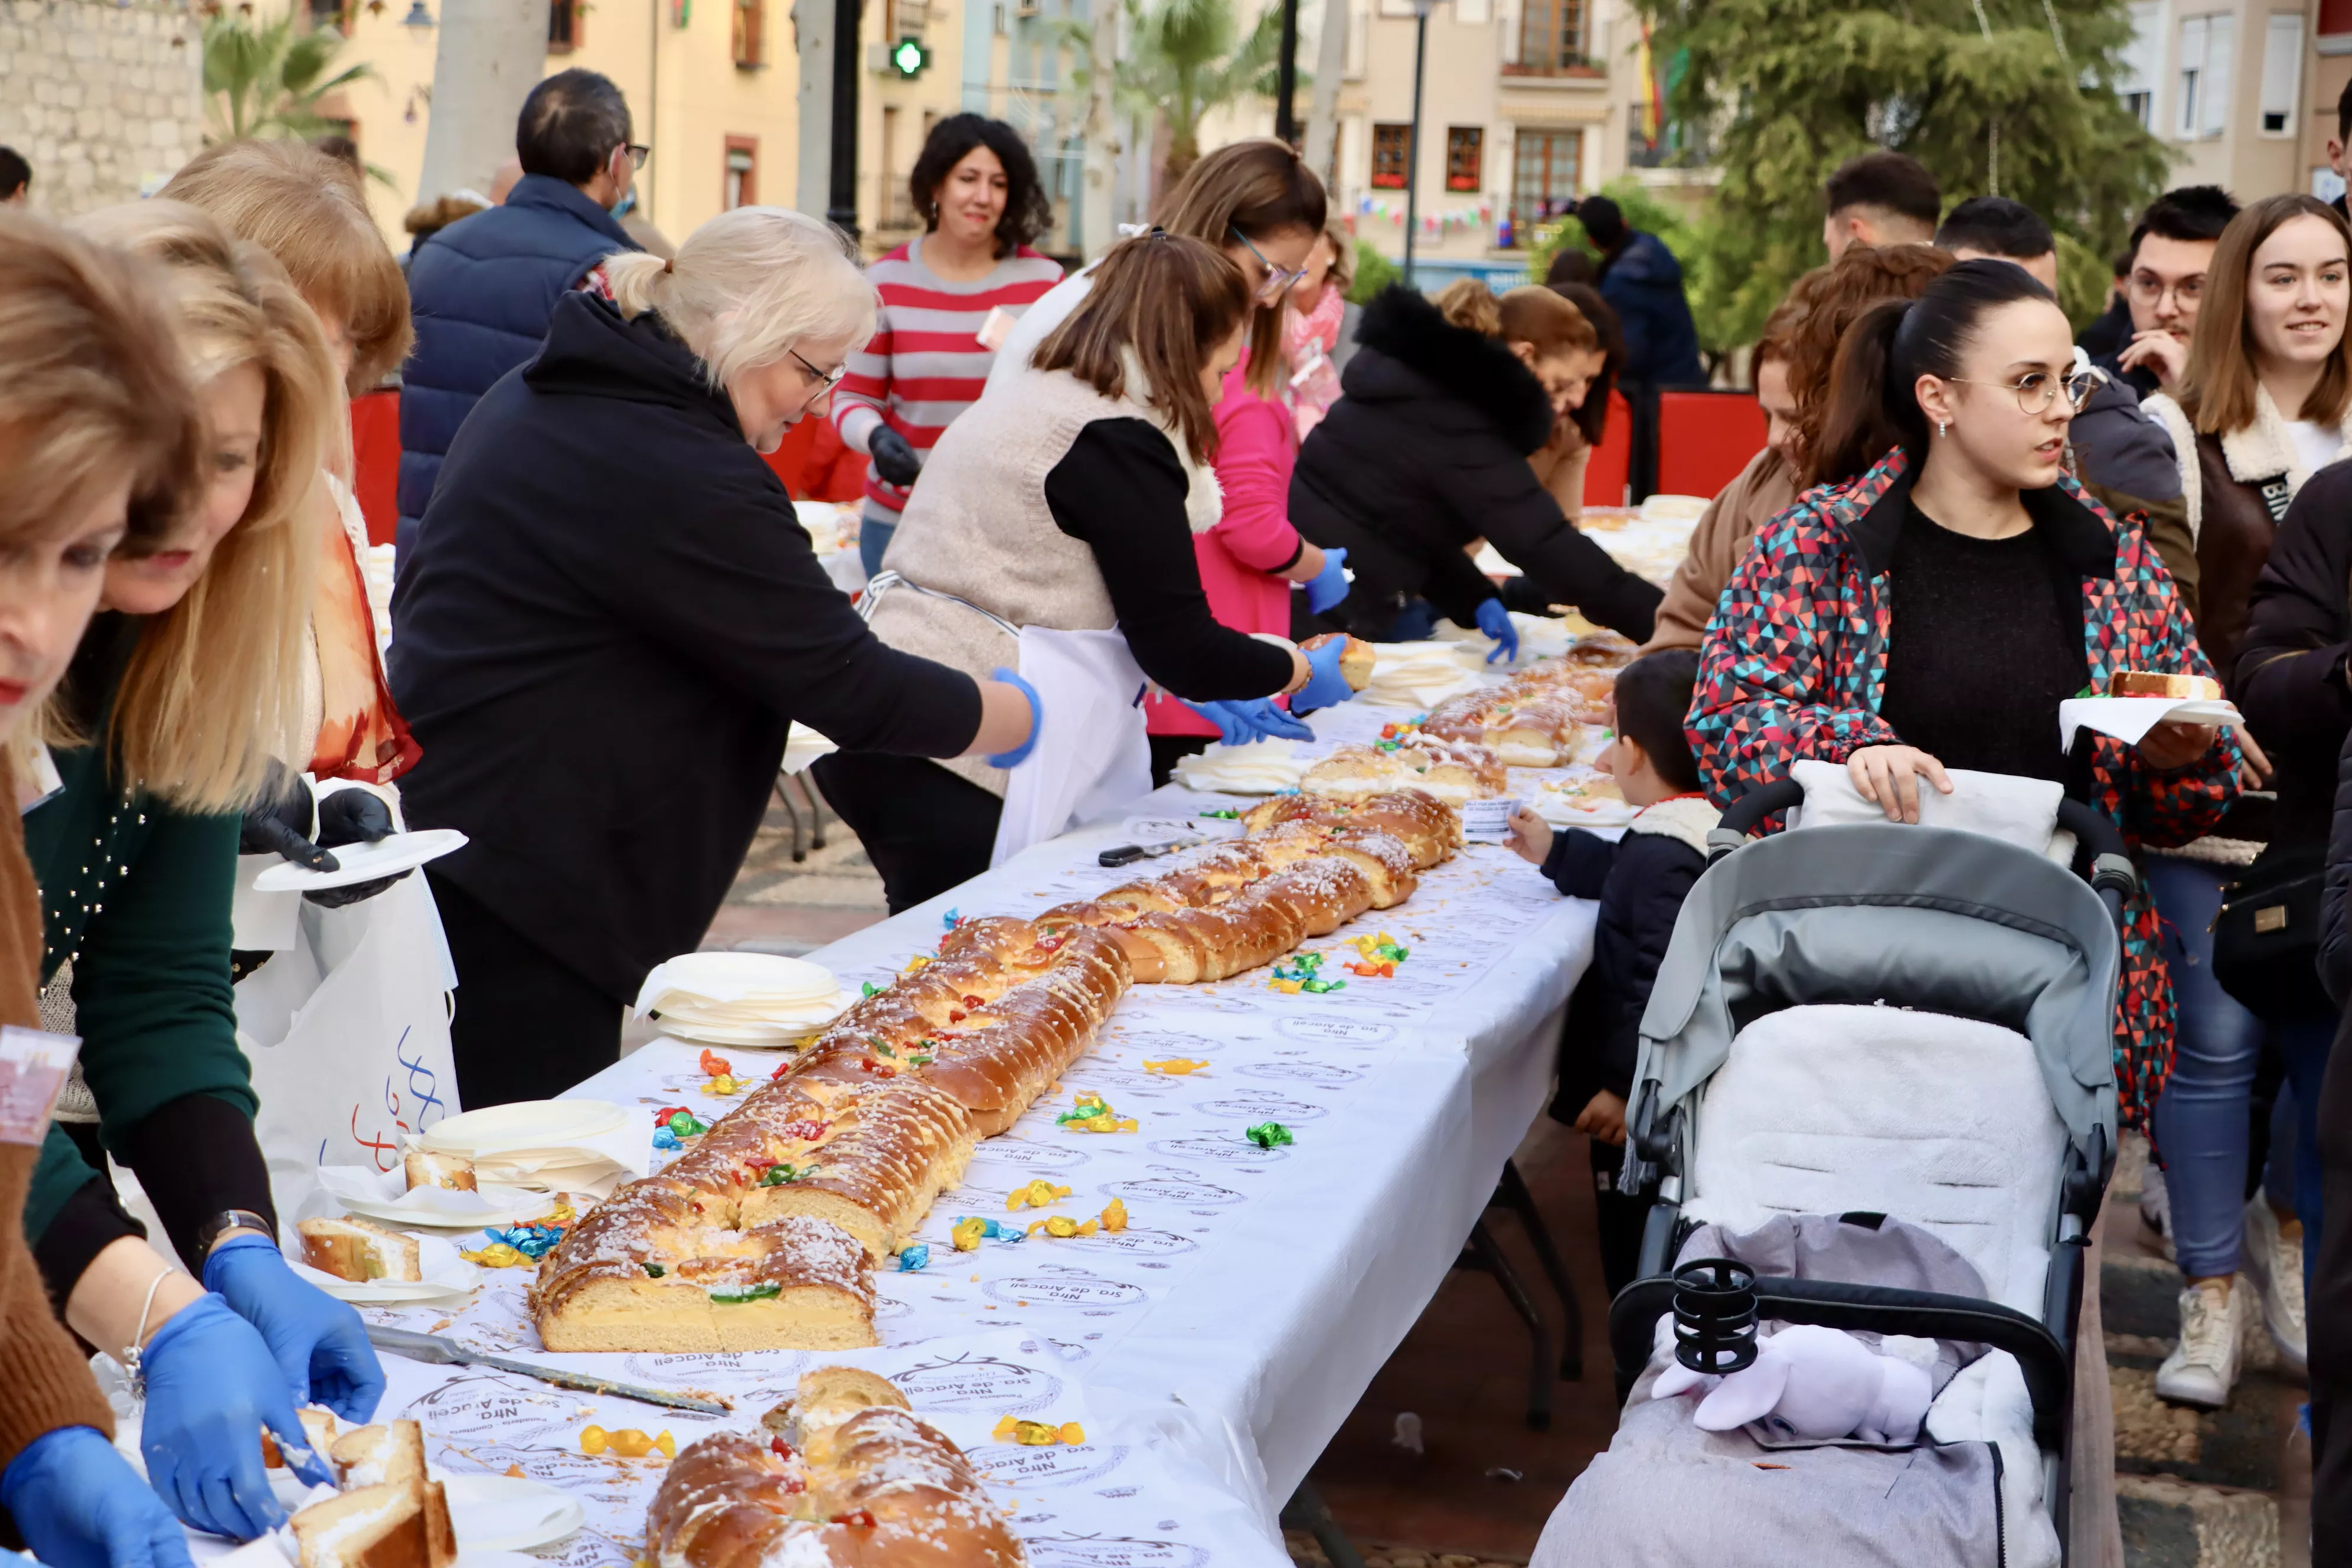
left=2234, top=460, right=2352, bottom=847
left=1289, top=285, right=1662, bottom=642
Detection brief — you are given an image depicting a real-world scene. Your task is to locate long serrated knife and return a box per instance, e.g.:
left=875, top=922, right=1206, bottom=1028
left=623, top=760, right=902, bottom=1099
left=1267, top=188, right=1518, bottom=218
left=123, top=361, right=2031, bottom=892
left=365, top=1324, right=730, bottom=1415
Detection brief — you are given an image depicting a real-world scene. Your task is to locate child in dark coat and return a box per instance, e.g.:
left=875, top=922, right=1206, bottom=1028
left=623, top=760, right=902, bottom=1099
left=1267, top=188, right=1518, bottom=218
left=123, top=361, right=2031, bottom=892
left=1507, top=648, right=1719, bottom=1296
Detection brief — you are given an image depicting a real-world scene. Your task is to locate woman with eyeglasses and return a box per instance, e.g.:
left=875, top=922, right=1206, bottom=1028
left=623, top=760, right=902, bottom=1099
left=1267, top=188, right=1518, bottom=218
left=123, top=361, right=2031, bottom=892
left=1691, top=256, right=2236, bottom=1184
left=2165, top=195, right=2352, bottom=1412
left=387, top=208, right=1040, bottom=1106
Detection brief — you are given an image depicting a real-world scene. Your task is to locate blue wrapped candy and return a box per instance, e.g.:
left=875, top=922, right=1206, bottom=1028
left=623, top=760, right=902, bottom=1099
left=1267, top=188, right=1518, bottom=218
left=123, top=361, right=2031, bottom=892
left=897, top=1243, right=931, bottom=1272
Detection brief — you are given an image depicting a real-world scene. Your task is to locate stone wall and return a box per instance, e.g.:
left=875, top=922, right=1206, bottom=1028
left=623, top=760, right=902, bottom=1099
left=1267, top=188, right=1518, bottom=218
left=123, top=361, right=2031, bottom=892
left=0, top=0, right=203, bottom=215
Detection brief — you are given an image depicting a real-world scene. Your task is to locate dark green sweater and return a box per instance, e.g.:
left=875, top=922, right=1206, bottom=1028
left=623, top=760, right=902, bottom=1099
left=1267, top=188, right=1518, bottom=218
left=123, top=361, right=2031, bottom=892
left=21, top=622, right=270, bottom=1299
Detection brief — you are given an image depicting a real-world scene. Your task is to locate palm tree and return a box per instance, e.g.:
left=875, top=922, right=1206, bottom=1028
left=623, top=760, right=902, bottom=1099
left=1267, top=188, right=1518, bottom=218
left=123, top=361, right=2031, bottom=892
left=202, top=11, right=378, bottom=144
left=1064, top=0, right=1286, bottom=192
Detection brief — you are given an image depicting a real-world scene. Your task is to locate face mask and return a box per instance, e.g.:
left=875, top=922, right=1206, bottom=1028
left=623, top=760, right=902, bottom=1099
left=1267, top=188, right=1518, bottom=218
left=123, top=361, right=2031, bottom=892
left=613, top=188, right=637, bottom=218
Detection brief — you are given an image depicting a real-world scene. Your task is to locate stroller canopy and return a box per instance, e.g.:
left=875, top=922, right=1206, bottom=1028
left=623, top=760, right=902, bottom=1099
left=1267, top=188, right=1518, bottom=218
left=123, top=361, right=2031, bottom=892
left=1636, top=822, right=2121, bottom=1169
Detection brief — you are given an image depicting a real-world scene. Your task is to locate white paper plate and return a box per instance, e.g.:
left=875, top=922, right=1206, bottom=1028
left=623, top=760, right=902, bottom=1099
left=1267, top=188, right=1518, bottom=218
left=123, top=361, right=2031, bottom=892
left=2164, top=698, right=2242, bottom=726
left=418, top=1099, right=629, bottom=1157
left=1531, top=793, right=1640, bottom=829
left=654, top=1017, right=824, bottom=1048
left=250, top=828, right=468, bottom=893
left=442, top=1475, right=585, bottom=1551
left=288, top=1233, right=481, bottom=1302
left=329, top=1182, right=558, bottom=1230
left=649, top=949, right=838, bottom=997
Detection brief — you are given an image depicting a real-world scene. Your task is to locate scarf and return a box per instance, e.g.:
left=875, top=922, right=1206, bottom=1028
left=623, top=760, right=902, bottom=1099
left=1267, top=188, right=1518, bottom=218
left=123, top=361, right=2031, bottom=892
left=1286, top=286, right=1347, bottom=441
left=308, top=474, right=420, bottom=783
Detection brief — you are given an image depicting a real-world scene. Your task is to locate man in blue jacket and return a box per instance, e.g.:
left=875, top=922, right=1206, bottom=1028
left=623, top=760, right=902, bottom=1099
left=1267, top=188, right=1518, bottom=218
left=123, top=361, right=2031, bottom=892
left=1578, top=195, right=1701, bottom=499
left=397, top=68, right=642, bottom=549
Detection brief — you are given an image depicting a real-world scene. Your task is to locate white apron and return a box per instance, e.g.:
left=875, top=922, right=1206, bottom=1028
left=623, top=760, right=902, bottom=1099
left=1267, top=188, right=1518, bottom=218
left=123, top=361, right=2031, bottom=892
left=988, top=623, right=1151, bottom=867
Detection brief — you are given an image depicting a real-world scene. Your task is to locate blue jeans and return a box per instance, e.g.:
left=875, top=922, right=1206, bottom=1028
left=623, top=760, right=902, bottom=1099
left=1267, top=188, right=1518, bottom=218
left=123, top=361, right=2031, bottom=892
left=858, top=515, right=896, bottom=578
left=2148, top=856, right=2334, bottom=1284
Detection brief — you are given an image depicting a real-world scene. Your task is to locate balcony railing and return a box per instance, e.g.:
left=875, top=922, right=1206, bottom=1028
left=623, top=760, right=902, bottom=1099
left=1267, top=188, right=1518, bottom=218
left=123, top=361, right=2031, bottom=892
left=1502, top=55, right=1602, bottom=78
left=1626, top=109, right=1710, bottom=169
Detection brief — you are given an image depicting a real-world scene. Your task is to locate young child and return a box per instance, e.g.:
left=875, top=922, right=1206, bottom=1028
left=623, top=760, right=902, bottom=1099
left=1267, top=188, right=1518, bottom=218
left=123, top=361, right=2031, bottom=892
left=1507, top=647, right=1719, bottom=1296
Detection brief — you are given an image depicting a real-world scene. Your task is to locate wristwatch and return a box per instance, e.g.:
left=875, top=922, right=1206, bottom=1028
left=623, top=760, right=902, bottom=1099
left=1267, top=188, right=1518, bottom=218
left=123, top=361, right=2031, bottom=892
left=194, top=1208, right=279, bottom=1255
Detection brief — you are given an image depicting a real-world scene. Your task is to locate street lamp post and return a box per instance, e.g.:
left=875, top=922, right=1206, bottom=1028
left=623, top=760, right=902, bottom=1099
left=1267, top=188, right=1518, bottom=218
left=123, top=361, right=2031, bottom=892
left=1275, top=0, right=1300, bottom=145
left=828, top=0, right=862, bottom=237
left=1401, top=0, right=1436, bottom=286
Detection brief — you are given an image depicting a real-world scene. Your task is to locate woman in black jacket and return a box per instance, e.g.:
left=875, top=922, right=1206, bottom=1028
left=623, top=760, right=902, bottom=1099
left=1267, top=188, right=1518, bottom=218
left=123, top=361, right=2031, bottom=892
left=1292, top=280, right=1662, bottom=652
left=2310, top=719, right=2352, bottom=1562
left=388, top=207, right=1038, bottom=1106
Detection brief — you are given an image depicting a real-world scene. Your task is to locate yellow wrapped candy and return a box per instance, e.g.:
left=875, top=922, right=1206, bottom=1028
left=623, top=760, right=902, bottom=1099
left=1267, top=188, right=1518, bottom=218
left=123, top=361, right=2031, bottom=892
left=654, top=1430, right=677, bottom=1458
left=1057, top=1422, right=1086, bottom=1445
left=991, top=1415, right=1018, bottom=1440
left=609, top=1429, right=656, bottom=1458
left=1005, top=1179, right=1072, bottom=1211
left=545, top=1202, right=577, bottom=1226
left=707, top=1074, right=738, bottom=1096
left=952, top=1217, right=988, bottom=1252
left=1012, top=1420, right=1060, bottom=1446
left=1100, top=1198, right=1128, bottom=1233
left=461, top=1242, right=526, bottom=1268
left=1141, top=1059, right=1208, bottom=1075
left=580, top=1426, right=608, bottom=1455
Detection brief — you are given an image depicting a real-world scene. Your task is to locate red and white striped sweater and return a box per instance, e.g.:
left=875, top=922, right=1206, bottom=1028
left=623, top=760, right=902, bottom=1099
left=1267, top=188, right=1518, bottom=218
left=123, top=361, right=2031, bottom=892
left=830, top=236, right=1063, bottom=521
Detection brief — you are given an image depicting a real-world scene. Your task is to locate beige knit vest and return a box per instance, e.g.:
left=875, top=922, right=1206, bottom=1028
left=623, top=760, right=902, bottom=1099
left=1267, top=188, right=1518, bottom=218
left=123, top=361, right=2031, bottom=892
left=868, top=361, right=1220, bottom=797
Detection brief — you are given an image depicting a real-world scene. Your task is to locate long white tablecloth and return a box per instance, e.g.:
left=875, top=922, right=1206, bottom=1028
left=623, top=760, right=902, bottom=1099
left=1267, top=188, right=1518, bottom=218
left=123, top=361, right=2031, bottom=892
left=344, top=685, right=1599, bottom=1567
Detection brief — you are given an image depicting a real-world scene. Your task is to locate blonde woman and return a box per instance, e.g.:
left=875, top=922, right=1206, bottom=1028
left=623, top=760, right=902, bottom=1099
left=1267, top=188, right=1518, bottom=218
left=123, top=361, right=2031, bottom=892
left=162, top=139, right=419, bottom=789
left=0, top=213, right=211, bottom=1568
left=389, top=207, right=1038, bottom=1105
left=31, top=201, right=382, bottom=1541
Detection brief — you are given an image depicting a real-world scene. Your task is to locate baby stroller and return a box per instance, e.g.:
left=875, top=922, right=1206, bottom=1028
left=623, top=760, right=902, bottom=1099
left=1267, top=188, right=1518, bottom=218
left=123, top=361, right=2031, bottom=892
left=1541, top=771, right=2131, bottom=1568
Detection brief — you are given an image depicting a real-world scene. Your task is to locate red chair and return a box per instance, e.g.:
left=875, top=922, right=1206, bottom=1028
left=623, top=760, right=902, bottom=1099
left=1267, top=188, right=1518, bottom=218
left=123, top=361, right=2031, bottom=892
left=1583, top=390, right=1632, bottom=509
left=1657, top=391, right=1767, bottom=500
left=760, top=417, right=868, bottom=501
left=349, top=388, right=402, bottom=547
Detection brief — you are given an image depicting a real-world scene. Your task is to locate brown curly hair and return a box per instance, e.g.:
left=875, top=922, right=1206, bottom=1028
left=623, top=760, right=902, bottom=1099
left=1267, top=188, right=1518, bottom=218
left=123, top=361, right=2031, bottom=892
left=1778, top=242, right=1952, bottom=482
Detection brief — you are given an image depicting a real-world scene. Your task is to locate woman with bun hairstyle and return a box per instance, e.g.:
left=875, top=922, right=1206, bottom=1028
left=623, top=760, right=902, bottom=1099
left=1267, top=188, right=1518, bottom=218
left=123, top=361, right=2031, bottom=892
left=1521, top=277, right=1623, bottom=522
left=1647, top=243, right=1951, bottom=652
left=31, top=201, right=388, bottom=1543
left=393, top=207, right=1040, bottom=1103
left=828, top=233, right=1362, bottom=909
left=1292, top=278, right=1663, bottom=655
left=1692, top=259, right=2237, bottom=1141
left=831, top=113, right=1064, bottom=576
left=0, top=212, right=221, bottom=1568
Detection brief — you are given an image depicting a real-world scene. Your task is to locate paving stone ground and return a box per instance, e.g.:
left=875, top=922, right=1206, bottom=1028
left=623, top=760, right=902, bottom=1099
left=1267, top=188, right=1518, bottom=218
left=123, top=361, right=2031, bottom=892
left=711, top=786, right=2308, bottom=1564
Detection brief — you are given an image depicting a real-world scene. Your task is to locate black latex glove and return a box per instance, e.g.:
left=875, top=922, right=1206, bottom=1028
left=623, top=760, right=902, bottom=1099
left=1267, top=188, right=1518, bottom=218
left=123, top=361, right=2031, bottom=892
left=239, top=761, right=337, bottom=873
left=306, top=788, right=409, bottom=909
left=869, top=426, right=923, bottom=486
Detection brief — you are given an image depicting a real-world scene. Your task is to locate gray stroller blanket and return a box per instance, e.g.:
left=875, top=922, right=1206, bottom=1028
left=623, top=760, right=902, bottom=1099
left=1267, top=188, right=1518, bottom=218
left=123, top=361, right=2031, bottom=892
left=1532, top=1215, right=2021, bottom=1568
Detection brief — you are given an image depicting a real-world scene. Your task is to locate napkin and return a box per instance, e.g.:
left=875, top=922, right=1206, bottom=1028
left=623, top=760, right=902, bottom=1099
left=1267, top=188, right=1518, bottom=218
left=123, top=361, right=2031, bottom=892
left=1358, top=642, right=1484, bottom=707
left=316, top=1164, right=556, bottom=1219
left=1171, top=739, right=1305, bottom=793
left=2058, top=695, right=2242, bottom=752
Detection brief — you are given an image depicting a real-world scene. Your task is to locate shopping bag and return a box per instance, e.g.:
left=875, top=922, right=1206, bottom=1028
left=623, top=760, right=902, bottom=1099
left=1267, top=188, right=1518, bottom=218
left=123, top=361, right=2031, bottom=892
left=235, top=873, right=461, bottom=1222
left=989, top=624, right=1152, bottom=867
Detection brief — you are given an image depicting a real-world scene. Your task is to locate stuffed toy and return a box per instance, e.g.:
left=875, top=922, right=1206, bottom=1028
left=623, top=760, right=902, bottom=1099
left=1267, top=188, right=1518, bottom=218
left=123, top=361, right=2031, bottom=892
left=1652, top=1323, right=1936, bottom=1444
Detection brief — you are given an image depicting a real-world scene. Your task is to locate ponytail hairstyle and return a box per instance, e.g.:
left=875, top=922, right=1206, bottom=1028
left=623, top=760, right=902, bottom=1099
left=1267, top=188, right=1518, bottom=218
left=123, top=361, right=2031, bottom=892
left=1434, top=278, right=1598, bottom=361
left=69, top=200, right=335, bottom=810
left=1032, top=231, right=1252, bottom=465
left=1158, top=140, right=1327, bottom=398
left=602, top=206, right=877, bottom=390
left=1808, top=257, right=2054, bottom=488
left=1549, top=280, right=1623, bottom=446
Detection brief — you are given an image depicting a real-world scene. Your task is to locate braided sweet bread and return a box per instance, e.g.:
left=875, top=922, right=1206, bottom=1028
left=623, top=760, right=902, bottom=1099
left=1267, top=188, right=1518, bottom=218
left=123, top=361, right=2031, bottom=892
left=650, top=1367, right=1021, bottom=1568
left=1420, top=661, right=1622, bottom=766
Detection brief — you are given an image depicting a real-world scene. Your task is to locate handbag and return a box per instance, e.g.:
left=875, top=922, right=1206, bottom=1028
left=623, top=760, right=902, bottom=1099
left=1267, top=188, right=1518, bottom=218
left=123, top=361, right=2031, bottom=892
left=2211, top=840, right=2330, bottom=1017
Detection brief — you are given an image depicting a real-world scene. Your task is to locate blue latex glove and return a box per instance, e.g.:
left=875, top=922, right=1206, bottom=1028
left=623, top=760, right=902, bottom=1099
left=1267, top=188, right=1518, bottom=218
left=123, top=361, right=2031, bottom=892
left=984, top=667, right=1043, bottom=769
left=1291, top=637, right=1357, bottom=714
left=204, top=1234, right=383, bottom=1423
left=1185, top=698, right=1313, bottom=745
left=136, top=1295, right=324, bottom=1539
left=1, top=1427, right=194, bottom=1568
left=1302, top=547, right=1351, bottom=615
left=1474, top=597, right=1520, bottom=665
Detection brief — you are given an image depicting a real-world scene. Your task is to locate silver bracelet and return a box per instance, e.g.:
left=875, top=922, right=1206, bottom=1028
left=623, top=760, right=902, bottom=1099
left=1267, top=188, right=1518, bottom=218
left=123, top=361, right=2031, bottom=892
left=122, top=1266, right=178, bottom=1403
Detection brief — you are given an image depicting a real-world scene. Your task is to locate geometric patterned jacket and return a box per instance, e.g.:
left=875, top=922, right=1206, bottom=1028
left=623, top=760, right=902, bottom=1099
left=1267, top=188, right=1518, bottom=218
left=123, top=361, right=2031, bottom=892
left=1687, top=445, right=2243, bottom=1129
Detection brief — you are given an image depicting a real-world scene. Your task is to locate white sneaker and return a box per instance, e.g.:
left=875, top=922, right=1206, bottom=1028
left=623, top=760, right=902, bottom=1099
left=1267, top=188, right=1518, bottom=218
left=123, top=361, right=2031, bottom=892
left=2155, top=1278, right=2245, bottom=1409
left=2240, top=1197, right=2308, bottom=1372
left=2139, top=1165, right=2177, bottom=1260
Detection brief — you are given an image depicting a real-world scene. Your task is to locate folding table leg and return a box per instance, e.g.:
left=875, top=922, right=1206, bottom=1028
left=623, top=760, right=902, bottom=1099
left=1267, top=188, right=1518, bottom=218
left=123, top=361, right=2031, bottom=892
left=1278, top=1479, right=1368, bottom=1568
left=1495, top=1158, right=1584, bottom=1380
left=1468, top=1217, right=1553, bottom=1430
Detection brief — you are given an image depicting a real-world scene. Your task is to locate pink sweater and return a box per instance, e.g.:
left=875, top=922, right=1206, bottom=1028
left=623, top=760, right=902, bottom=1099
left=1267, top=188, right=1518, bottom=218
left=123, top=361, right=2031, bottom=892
left=1145, top=353, right=1305, bottom=738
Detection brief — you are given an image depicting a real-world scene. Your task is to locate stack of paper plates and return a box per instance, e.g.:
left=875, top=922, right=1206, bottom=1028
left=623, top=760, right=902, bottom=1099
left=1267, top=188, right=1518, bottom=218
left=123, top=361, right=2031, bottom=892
left=633, top=952, right=850, bottom=1046
left=1171, top=739, right=1304, bottom=794
left=1360, top=642, right=1482, bottom=707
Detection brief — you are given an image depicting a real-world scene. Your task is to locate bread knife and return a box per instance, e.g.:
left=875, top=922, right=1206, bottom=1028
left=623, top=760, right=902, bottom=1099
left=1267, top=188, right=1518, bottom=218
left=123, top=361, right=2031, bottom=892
left=365, top=1324, right=731, bottom=1415
left=1099, top=834, right=1206, bottom=867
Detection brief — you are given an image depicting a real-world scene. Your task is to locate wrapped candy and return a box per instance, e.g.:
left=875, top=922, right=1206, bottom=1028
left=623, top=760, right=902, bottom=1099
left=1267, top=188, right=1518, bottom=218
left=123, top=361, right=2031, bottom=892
left=990, top=1416, right=1086, bottom=1445
left=1141, top=1059, right=1208, bottom=1075
left=1055, top=1091, right=1136, bottom=1133
left=1006, top=1180, right=1073, bottom=1211
left=897, top=1243, right=930, bottom=1272
left=1246, top=1122, right=1295, bottom=1149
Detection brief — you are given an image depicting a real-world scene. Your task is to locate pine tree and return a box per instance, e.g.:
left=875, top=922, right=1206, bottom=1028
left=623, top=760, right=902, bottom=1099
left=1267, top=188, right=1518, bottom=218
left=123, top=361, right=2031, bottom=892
left=1636, top=0, right=2171, bottom=337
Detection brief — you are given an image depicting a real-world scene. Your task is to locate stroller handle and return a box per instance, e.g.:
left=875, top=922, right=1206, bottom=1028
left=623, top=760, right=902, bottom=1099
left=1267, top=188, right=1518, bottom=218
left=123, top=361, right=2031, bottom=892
left=1708, top=777, right=2135, bottom=935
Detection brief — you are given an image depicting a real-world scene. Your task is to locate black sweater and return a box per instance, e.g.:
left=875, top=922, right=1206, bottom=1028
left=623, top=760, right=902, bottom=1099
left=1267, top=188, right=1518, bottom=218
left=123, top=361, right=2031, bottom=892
left=389, top=294, right=982, bottom=999
left=2235, top=460, right=2352, bottom=847
left=1541, top=818, right=1706, bottom=1105
left=1046, top=418, right=1295, bottom=698
left=1290, top=286, right=1661, bottom=644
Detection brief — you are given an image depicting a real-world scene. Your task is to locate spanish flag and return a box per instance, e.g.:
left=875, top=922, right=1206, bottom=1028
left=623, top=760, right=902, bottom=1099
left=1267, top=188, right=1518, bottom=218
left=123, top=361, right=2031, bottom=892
left=1637, top=19, right=1663, bottom=148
